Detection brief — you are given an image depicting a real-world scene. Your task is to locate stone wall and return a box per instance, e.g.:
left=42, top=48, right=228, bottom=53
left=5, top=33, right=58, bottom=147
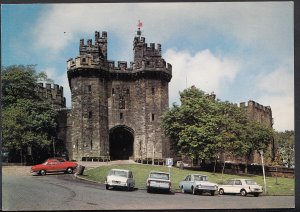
left=36, top=83, right=66, bottom=109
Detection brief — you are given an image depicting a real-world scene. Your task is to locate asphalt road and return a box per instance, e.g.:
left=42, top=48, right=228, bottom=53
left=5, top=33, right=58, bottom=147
left=2, top=167, right=295, bottom=211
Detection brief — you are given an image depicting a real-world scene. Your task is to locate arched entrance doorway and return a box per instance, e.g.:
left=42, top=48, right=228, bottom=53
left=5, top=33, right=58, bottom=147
left=109, top=125, right=134, bottom=160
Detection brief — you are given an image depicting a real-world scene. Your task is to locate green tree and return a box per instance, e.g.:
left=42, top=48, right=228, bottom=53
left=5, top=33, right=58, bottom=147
left=2, top=65, right=58, bottom=164
left=162, top=86, right=273, bottom=170
left=162, top=86, right=247, bottom=163
left=274, top=130, right=295, bottom=168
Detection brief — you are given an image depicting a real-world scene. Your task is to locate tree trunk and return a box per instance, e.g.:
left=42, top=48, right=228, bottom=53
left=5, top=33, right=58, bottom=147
left=20, top=148, right=23, bottom=164
left=213, top=159, right=217, bottom=173
left=221, top=161, right=226, bottom=182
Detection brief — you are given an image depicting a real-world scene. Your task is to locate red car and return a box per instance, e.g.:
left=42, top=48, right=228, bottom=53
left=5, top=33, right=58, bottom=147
left=31, top=158, right=78, bottom=176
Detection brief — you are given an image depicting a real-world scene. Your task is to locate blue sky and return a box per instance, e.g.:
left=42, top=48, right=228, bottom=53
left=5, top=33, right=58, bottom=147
left=1, top=2, right=294, bottom=131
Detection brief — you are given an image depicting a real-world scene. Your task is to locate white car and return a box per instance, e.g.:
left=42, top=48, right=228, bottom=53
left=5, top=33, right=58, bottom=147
left=105, top=169, right=135, bottom=191
left=218, top=179, right=262, bottom=197
left=146, top=171, right=171, bottom=193
left=179, top=174, right=218, bottom=196
left=176, top=161, right=190, bottom=168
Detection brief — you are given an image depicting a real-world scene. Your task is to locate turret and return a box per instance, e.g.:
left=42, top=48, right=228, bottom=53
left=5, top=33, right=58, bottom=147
left=67, top=31, right=109, bottom=161
left=78, top=31, right=107, bottom=60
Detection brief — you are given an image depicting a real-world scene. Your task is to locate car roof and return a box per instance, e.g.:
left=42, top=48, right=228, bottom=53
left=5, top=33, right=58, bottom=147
left=150, top=171, right=170, bottom=174
left=110, top=169, right=130, bottom=172
left=229, top=179, right=252, bottom=181
left=47, top=158, right=65, bottom=161
left=191, top=174, right=207, bottom=177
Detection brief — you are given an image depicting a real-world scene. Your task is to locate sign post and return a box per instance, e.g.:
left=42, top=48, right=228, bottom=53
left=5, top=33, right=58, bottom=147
left=259, top=150, right=267, bottom=194
left=166, top=158, right=173, bottom=179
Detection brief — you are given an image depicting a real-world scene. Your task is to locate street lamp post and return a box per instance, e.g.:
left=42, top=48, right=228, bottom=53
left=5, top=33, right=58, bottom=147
left=259, top=150, right=267, bottom=194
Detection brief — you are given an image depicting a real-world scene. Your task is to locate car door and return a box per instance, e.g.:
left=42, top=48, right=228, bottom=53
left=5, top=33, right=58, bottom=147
left=223, top=180, right=235, bottom=193
left=47, top=161, right=60, bottom=171
left=181, top=175, right=191, bottom=191
left=185, top=175, right=192, bottom=192
left=233, top=180, right=242, bottom=193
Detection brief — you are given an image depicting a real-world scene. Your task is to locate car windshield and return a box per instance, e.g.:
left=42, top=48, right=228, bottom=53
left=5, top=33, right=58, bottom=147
left=150, top=173, right=169, bottom=180
left=245, top=180, right=257, bottom=185
left=109, top=170, right=128, bottom=177
left=194, top=175, right=208, bottom=181
left=57, top=158, right=66, bottom=162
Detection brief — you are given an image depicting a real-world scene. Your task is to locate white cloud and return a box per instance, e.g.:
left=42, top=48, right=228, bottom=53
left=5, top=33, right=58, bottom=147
left=32, top=2, right=293, bottom=59
left=165, top=48, right=240, bottom=105
left=257, top=63, right=294, bottom=95
left=256, top=61, right=294, bottom=131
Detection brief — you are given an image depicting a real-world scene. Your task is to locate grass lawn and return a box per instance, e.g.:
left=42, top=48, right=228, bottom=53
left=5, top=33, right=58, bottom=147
left=82, top=164, right=294, bottom=196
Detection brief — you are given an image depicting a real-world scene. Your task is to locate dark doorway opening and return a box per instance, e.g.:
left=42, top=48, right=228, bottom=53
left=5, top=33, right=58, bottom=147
left=109, top=126, right=134, bottom=160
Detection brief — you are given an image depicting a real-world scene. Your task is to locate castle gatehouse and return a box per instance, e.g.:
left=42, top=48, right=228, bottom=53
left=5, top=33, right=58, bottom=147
left=65, top=28, right=172, bottom=161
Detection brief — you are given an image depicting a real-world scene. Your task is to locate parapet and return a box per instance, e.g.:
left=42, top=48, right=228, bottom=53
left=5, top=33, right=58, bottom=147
left=134, top=36, right=162, bottom=59
left=79, top=31, right=107, bottom=60
left=36, top=83, right=66, bottom=108
left=67, top=55, right=105, bottom=70
left=107, top=60, right=134, bottom=71
left=239, top=100, right=272, bottom=113
left=67, top=30, right=172, bottom=81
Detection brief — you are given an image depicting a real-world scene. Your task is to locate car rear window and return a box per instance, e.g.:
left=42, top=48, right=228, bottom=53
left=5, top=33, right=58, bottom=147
left=194, top=175, right=208, bottom=181
left=109, top=170, right=128, bottom=177
left=245, top=180, right=257, bottom=185
left=150, top=173, right=169, bottom=180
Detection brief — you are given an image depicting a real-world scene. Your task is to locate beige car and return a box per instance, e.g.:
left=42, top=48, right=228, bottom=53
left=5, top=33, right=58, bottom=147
left=146, top=171, right=171, bottom=193
left=105, top=169, right=135, bottom=191
left=218, top=179, right=262, bottom=197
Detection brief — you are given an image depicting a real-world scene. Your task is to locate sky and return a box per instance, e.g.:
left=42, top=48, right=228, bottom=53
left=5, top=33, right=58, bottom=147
left=1, top=2, right=294, bottom=132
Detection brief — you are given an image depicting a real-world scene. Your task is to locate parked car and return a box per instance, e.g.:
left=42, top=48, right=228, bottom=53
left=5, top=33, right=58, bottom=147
left=179, top=174, right=218, bottom=196
left=218, top=179, right=262, bottom=197
left=176, top=161, right=190, bottom=168
left=30, top=158, right=78, bottom=176
left=105, top=169, right=135, bottom=191
left=146, top=171, right=171, bottom=193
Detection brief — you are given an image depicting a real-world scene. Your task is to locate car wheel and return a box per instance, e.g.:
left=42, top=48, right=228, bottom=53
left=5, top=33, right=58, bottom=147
left=219, top=188, right=224, bottom=195
left=106, top=185, right=110, bottom=190
left=192, top=186, right=197, bottom=195
left=254, top=193, right=259, bottom=197
left=66, top=167, right=73, bottom=174
left=127, top=185, right=132, bottom=191
left=211, top=190, right=215, bottom=196
left=181, top=186, right=185, bottom=193
left=147, top=188, right=151, bottom=193
left=240, top=189, right=247, bottom=196
left=39, top=170, right=46, bottom=176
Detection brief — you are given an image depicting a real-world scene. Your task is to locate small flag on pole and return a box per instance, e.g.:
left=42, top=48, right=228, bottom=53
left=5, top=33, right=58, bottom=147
left=138, top=20, right=143, bottom=28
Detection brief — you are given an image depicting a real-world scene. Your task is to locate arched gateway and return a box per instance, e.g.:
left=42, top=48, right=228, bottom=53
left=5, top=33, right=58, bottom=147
left=109, top=125, right=134, bottom=160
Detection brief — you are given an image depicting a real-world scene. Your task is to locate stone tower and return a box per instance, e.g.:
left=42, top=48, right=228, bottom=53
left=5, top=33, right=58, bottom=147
left=67, top=32, right=109, bottom=161
left=67, top=28, right=172, bottom=161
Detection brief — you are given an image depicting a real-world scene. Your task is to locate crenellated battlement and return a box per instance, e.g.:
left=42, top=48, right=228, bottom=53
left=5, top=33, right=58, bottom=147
left=239, top=100, right=273, bottom=128
left=67, top=30, right=172, bottom=83
left=239, top=100, right=272, bottom=113
left=67, top=55, right=106, bottom=70
left=133, top=36, right=162, bottom=59
left=36, top=83, right=66, bottom=109
left=79, top=31, right=107, bottom=60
